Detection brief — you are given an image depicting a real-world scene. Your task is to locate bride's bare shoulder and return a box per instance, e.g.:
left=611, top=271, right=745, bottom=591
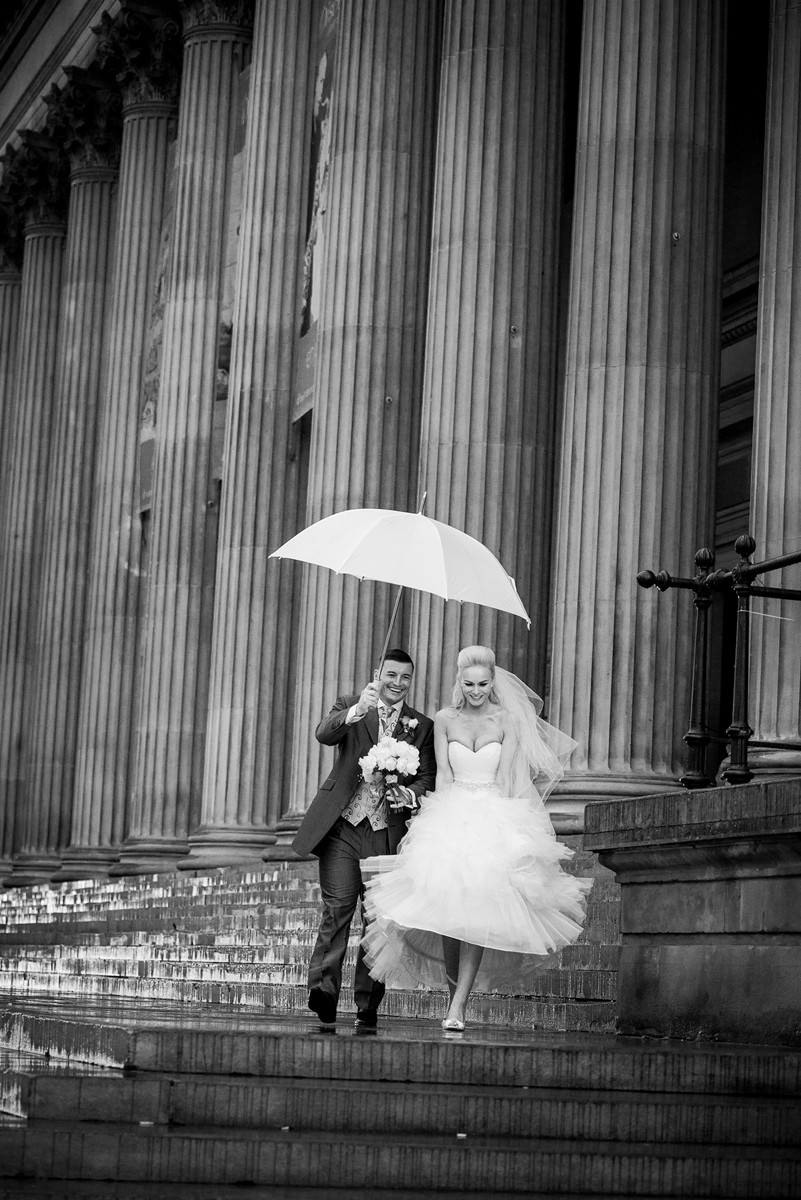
left=435, top=705, right=458, bottom=727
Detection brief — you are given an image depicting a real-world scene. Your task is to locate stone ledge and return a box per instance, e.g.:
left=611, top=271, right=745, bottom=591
left=583, top=778, right=801, bottom=849
left=582, top=779, right=801, bottom=1047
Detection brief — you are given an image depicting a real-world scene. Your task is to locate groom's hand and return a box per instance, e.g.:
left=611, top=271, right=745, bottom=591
left=353, top=676, right=380, bottom=718
left=386, top=783, right=417, bottom=812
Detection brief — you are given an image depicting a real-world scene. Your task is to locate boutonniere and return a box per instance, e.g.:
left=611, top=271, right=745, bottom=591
left=400, top=715, right=419, bottom=733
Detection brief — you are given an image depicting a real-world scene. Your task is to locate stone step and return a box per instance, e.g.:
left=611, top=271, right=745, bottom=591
left=0, top=1182, right=623, bottom=1200
left=0, top=950, right=618, bottom=1000
left=0, top=973, right=616, bottom=1030
left=0, top=929, right=622, bottom=969
left=0, top=894, right=620, bottom=931
left=3, top=1003, right=798, bottom=1096
left=0, top=858, right=615, bottom=910
left=2, top=1119, right=798, bottom=1195
left=4, top=1055, right=799, bottom=1146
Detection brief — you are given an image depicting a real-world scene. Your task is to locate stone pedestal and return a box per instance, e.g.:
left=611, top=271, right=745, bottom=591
left=548, top=0, right=726, bottom=831
left=748, top=0, right=801, bottom=776
left=62, top=14, right=181, bottom=882
left=584, top=781, right=801, bottom=1047
left=117, top=0, right=252, bottom=874
left=11, top=156, right=118, bottom=887
left=0, top=140, right=67, bottom=879
left=409, top=0, right=566, bottom=713
left=281, top=0, right=440, bottom=837
left=183, top=0, right=314, bottom=868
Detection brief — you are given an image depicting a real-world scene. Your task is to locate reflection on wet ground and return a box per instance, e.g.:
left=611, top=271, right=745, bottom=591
left=1, top=991, right=792, bottom=1064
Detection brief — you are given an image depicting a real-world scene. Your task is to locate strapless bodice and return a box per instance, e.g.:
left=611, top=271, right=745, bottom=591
left=448, top=740, right=502, bottom=787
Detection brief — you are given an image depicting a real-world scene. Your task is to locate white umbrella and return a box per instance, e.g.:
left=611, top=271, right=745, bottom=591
left=270, top=505, right=530, bottom=666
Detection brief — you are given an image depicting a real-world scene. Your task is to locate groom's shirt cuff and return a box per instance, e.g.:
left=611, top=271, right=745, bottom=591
left=346, top=705, right=363, bottom=724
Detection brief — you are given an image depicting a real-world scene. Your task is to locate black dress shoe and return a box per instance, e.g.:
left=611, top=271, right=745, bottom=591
left=354, top=1008, right=378, bottom=1029
left=308, top=986, right=337, bottom=1025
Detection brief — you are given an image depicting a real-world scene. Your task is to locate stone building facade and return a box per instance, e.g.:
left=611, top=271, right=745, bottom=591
left=0, top=0, right=797, bottom=884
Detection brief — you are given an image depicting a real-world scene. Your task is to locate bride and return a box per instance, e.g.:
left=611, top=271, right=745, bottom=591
left=361, top=645, right=591, bottom=1031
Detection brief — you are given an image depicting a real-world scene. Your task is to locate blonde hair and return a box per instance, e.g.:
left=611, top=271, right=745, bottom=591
left=451, top=644, right=500, bottom=708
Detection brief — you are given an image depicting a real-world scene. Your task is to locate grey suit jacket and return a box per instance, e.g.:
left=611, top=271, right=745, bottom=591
left=291, top=694, right=436, bottom=858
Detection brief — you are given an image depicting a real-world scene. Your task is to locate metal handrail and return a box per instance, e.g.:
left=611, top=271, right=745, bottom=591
left=637, top=534, right=801, bottom=788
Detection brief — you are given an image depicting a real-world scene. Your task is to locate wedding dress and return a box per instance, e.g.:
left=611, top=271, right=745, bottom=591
left=361, top=738, right=592, bottom=994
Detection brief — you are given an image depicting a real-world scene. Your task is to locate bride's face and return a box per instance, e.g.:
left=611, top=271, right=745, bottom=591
left=459, top=666, right=494, bottom=710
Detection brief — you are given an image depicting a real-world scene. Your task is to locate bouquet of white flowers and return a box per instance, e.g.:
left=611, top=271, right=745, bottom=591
left=359, top=735, right=420, bottom=800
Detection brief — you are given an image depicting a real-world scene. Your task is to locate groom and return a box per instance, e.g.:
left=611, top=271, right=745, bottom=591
left=293, top=649, right=436, bottom=1029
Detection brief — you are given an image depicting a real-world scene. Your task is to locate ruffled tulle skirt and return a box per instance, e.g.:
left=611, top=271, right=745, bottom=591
left=361, top=783, right=592, bottom=993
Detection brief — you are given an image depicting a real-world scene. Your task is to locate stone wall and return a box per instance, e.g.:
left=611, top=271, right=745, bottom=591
left=584, top=779, right=801, bottom=1047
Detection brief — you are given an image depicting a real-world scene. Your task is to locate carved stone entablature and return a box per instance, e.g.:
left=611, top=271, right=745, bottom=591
left=177, top=0, right=253, bottom=40
left=44, top=67, right=122, bottom=174
left=93, top=5, right=182, bottom=110
left=0, top=133, right=69, bottom=229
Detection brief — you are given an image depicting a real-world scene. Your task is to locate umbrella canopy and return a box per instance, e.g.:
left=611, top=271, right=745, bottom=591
left=270, top=508, right=530, bottom=626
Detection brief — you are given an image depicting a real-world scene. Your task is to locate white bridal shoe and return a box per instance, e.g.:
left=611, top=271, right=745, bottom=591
left=442, top=1016, right=465, bottom=1031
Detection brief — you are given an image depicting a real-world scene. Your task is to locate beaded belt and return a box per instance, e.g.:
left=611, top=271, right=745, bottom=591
left=453, top=778, right=498, bottom=792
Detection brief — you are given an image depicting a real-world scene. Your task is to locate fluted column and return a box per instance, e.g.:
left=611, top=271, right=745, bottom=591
left=282, top=0, right=441, bottom=833
left=547, top=0, right=725, bottom=830
left=182, top=0, right=313, bottom=868
left=0, top=138, right=68, bottom=879
left=748, top=0, right=801, bottom=777
left=8, top=75, right=121, bottom=885
left=117, top=0, right=252, bottom=873
left=409, top=0, right=566, bottom=715
left=0, top=241, right=22, bottom=529
left=61, top=11, right=181, bottom=881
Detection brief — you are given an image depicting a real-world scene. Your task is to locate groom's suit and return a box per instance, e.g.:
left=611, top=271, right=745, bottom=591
left=293, top=693, right=436, bottom=1017
left=293, top=695, right=436, bottom=858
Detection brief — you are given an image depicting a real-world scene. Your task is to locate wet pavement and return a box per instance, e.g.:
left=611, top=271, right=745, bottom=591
left=3, top=991, right=799, bottom=1068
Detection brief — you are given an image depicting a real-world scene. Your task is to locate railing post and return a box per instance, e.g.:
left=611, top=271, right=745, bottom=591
left=722, top=534, right=756, bottom=785
left=680, top=547, right=715, bottom=788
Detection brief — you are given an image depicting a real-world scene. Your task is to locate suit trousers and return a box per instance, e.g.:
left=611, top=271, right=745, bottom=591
left=308, top=816, right=391, bottom=1013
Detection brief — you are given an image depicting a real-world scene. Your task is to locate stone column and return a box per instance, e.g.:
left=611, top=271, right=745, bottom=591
left=0, top=136, right=68, bottom=879
left=281, top=0, right=441, bottom=834
left=547, top=0, right=726, bottom=830
left=60, top=11, right=181, bottom=881
left=8, top=75, right=121, bottom=886
left=0, top=236, right=22, bottom=528
left=182, top=0, right=313, bottom=868
left=409, top=0, right=567, bottom=714
left=117, top=0, right=252, bottom=874
left=748, top=0, right=801, bottom=776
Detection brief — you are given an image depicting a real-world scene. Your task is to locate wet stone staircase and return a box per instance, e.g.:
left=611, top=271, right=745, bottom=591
left=1, top=1002, right=800, bottom=1198
left=0, top=849, right=618, bottom=1030
left=0, top=854, right=799, bottom=1196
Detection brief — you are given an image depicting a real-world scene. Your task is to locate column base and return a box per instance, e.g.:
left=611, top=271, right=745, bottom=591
left=108, top=838, right=189, bottom=877
left=3, top=854, right=62, bottom=888
left=271, top=815, right=302, bottom=840
left=51, top=847, right=120, bottom=882
left=717, top=747, right=801, bottom=784
left=548, top=773, right=684, bottom=834
left=178, top=826, right=277, bottom=870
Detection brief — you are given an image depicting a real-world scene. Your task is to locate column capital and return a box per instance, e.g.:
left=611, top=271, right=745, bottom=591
left=177, top=0, right=253, bottom=40
left=92, top=6, right=182, bottom=111
left=0, top=133, right=69, bottom=229
left=43, top=67, right=122, bottom=174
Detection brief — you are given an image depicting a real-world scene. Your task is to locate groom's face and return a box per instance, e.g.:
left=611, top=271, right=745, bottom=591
left=378, top=659, right=413, bottom=707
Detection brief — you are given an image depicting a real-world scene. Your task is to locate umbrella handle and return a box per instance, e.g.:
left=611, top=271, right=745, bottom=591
left=376, top=585, right=405, bottom=676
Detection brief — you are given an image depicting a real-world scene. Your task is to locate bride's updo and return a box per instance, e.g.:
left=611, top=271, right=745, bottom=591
left=451, top=644, right=500, bottom=709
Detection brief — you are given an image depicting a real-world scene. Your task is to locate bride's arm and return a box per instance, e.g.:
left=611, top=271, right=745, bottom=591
left=434, top=710, right=454, bottom=786
left=496, top=713, right=519, bottom=794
